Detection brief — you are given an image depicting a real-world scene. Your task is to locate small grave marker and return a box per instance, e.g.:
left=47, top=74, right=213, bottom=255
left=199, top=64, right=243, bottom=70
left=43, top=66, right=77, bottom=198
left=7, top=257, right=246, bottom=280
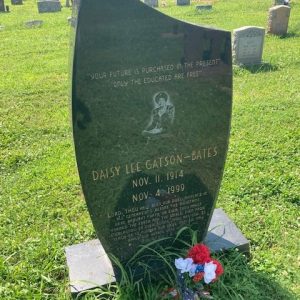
left=37, top=0, right=61, bottom=13
left=11, top=0, right=22, bottom=5
left=25, top=20, right=44, bottom=28
left=177, top=0, right=190, bottom=5
left=268, top=5, right=291, bottom=36
left=196, top=5, right=212, bottom=11
left=233, top=26, right=265, bottom=65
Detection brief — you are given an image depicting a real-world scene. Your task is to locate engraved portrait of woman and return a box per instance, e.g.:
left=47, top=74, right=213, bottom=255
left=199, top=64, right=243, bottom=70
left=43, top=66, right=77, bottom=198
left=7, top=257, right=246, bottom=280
left=143, top=91, right=175, bottom=135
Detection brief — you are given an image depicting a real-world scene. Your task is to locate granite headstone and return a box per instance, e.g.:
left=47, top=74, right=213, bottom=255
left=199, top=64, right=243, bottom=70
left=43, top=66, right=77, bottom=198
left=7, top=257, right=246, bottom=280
left=37, top=0, right=61, bottom=13
left=268, top=5, right=291, bottom=35
left=71, top=0, right=232, bottom=272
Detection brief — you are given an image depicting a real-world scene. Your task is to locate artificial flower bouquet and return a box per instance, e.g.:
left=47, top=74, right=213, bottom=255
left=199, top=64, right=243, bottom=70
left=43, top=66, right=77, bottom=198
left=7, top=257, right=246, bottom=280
left=173, top=243, right=224, bottom=299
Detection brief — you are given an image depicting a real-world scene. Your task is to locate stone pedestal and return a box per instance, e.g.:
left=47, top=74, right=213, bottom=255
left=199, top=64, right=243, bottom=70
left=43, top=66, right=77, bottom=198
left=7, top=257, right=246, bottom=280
left=66, top=208, right=249, bottom=294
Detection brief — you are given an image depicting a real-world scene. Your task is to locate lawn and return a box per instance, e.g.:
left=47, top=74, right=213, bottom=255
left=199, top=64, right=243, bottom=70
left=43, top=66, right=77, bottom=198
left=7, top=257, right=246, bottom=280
left=0, top=0, right=299, bottom=299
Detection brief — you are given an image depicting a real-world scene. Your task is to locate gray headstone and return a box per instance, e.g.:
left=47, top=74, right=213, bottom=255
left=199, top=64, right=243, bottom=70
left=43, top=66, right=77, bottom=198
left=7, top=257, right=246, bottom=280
left=144, top=0, right=158, bottom=7
left=11, top=0, right=22, bottom=4
left=268, top=5, right=290, bottom=36
left=37, top=0, right=61, bottom=13
left=177, top=0, right=190, bottom=5
left=232, top=26, right=265, bottom=65
left=66, top=208, right=249, bottom=293
left=0, top=0, right=5, bottom=12
left=196, top=5, right=212, bottom=11
left=25, top=20, right=44, bottom=28
left=65, top=0, right=70, bottom=7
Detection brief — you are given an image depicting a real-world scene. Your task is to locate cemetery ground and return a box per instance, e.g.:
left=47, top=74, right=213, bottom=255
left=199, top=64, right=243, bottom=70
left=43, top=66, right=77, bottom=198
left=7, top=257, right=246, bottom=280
left=0, top=0, right=299, bottom=299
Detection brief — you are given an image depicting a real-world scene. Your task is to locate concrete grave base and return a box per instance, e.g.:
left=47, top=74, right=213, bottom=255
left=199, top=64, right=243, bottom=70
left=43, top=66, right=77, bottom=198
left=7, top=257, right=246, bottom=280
left=65, top=208, right=249, bottom=294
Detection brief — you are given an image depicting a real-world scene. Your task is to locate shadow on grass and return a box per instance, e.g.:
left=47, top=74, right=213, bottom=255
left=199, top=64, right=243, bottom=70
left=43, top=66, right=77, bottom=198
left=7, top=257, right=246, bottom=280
left=279, top=32, right=299, bottom=39
left=239, top=63, right=279, bottom=74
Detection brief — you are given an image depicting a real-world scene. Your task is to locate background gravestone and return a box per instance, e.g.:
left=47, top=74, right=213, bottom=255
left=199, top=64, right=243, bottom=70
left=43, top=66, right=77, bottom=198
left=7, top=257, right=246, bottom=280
left=177, top=0, right=190, bottom=6
left=196, top=5, right=212, bottom=11
left=11, top=0, right=22, bottom=5
left=0, top=0, right=5, bottom=12
left=274, top=0, right=289, bottom=5
left=144, top=0, right=158, bottom=7
left=71, top=0, right=232, bottom=266
left=268, top=5, right=291, bottom=35
left=233, top=26, right=265, bottom=65
left=37, top=0, right=61, bottom=13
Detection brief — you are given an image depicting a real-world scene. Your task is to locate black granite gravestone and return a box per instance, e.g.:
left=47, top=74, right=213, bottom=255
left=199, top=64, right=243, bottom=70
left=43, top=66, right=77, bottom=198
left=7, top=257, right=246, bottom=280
left=71, top=0, right=232, bottom=265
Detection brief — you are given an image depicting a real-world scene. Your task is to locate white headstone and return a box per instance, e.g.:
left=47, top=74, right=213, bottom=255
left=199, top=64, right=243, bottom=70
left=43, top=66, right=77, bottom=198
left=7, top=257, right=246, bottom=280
left=232, top=26, right=265, bottom=65
left=268, top=5, right=291, bottom=35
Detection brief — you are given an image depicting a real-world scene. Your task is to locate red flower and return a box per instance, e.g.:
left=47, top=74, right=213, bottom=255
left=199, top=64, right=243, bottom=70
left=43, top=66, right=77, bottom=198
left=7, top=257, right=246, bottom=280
left=187, top=244, right=211, bottom=264
left=193, top=272, right=204, bottom=283
left=211, top=259, right=224, bottom=278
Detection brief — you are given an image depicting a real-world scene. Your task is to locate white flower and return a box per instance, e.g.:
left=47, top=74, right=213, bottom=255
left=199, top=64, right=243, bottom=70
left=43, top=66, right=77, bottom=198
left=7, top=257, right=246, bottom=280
left=204, top=261, right=217, bottom=284
left=175, top=258, right=194, bottom=274
left=188, top=263, right=198, bottom=277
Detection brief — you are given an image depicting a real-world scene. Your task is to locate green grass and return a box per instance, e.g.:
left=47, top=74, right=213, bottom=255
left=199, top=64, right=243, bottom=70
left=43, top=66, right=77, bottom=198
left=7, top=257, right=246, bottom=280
left=1, top=0, right=299, bottom=299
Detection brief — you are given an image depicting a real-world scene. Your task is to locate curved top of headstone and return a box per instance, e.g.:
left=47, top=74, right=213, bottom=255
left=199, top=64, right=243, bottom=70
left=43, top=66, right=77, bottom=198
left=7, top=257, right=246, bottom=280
left=71, top=0, right=232, bottom=263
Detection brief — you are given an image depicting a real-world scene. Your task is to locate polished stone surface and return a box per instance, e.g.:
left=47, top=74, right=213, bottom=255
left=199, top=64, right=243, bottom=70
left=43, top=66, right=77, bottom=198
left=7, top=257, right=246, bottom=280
left=66, top=208, right=249, bottom=293
left=72, top=0, right=232, bottom=264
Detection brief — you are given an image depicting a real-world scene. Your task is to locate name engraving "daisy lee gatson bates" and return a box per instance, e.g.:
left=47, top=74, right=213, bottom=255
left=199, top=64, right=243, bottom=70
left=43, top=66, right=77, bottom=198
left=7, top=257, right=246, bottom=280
left=91, top=146, right=218, bottom=181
